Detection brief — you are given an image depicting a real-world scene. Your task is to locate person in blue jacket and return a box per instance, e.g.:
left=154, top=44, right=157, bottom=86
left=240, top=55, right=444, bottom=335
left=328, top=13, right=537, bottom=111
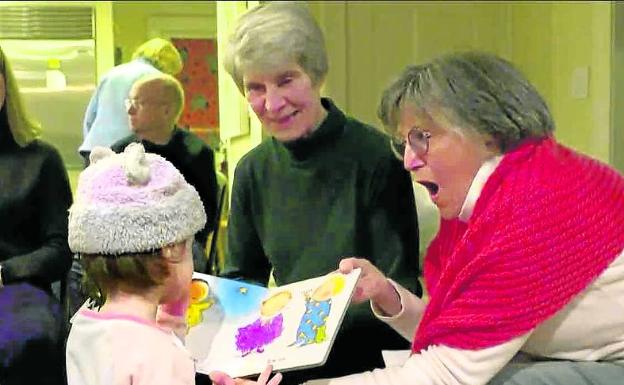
left=78, top=37, right=183, bottom=166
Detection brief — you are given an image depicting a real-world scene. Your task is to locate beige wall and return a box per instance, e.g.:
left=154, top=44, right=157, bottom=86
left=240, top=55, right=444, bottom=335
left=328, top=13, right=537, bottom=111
left=308, top=1, right=615, bottom=165
left=510, top=2, right=613, bottom=164
left=310, top=1, right=513, bottom=128
left=510, top=3, right=554, bottom=106
left=550, top=2, right=611, bottom=163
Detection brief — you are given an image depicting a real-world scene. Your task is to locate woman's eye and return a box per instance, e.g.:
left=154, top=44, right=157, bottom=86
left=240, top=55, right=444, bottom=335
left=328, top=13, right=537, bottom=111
left=245, top=84, right=263, bottom=93
left=278, top=78, right=292, bottom=87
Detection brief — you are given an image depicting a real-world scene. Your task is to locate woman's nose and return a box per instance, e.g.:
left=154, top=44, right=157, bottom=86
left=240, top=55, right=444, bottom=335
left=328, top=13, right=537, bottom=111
left=265, top=87, right=286, bottom=112
left=404, top=145, right=425, bottom=171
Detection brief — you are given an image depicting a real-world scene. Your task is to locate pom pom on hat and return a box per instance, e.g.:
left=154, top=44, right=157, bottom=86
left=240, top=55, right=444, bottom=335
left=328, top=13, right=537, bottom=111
left=68, top=143, right=206, bottom=255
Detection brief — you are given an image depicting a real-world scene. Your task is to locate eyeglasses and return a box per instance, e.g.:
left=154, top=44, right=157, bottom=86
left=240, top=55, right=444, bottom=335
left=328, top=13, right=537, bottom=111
left=390, top=129, right=431, bottom=159
left=124, top=98, right=166, bottom=111
left=124, top=98, right=143, bottom=111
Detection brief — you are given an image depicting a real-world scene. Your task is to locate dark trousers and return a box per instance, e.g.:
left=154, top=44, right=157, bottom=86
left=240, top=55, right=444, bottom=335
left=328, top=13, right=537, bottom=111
left=0, top=283, right=65, bottom=385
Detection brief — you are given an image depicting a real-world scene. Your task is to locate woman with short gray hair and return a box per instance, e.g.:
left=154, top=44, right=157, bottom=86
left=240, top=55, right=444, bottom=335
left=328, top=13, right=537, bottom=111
left=223, top=1, right=328, bottom=92
left=378, top=52, right=554, bottom=153
left=217, top=2, right=422, bottom=385
left=310, top=52, right=624, bottom=385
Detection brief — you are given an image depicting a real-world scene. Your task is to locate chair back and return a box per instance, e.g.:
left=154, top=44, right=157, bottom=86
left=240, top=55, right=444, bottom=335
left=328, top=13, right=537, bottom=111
left=207, top=171, right=227, bottom=275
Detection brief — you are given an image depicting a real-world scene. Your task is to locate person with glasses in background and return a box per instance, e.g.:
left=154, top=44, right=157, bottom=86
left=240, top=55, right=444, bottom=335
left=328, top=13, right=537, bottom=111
left=259, top=52, right=623, bottom=385
left=78, top=38, right=183, bottom=167
left=218, top=3, right=422, bottom=385
left=68, top=73, right=218, bottom=321
left=113, top=72, right=218, bottom=276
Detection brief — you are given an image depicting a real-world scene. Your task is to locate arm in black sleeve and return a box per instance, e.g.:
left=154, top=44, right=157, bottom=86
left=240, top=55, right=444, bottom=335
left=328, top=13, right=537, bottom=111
left=366, top=155, right=422, bottom=297
left=220, top=162, right=271, bottom=287
left=2, top=147, right=72, bottom=285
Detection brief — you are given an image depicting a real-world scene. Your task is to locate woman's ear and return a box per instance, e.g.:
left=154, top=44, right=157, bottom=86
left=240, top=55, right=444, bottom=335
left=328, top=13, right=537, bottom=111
left=314, top=74, right=327, bottom=92
left=482, top=133, right=502, bottom=156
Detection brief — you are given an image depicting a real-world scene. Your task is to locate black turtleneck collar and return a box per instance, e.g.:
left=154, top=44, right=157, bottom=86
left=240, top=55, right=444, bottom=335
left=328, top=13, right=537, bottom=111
left=138, top=126, right=181, bottom=151
left=279, top=98, right=346, bottom=162
left=0, top=104, right=19, bottom=151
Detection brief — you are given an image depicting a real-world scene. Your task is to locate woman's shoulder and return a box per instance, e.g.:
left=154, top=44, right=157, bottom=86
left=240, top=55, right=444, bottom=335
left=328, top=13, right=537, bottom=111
left=236, top=140, right=274, bottom=171
left=341, top=117, right=398, bottom=165
left=19, top=139, right=63, bottom=162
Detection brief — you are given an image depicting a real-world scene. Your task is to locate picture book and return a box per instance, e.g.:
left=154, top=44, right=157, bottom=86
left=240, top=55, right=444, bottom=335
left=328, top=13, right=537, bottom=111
left=184, top=268, right=361, bottom=378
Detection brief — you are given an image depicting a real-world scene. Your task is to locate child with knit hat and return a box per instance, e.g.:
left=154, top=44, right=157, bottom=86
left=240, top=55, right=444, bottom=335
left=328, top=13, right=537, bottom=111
left=65, top=143, right=281, bottom=385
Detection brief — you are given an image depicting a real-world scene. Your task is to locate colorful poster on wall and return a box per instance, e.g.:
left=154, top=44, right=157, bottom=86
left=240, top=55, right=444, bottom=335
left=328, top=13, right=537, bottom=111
left=172, top=38, right=219, bottom=131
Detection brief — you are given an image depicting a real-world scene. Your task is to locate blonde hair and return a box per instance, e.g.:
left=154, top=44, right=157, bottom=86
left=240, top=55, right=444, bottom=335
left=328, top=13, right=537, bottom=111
left=223, top=2, right=328, bottom=92
left=132, top=38, right=184, bottom=76
left=0, top=45, right=41, bottom=147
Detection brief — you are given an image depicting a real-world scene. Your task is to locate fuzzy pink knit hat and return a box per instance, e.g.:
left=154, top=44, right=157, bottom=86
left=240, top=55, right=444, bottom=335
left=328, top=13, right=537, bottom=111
left=68, top=143, right=206, bottom=255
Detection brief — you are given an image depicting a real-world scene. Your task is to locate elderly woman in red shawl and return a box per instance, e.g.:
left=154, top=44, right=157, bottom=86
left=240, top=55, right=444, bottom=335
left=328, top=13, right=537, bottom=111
left=316, top=52, right=624, bottom=385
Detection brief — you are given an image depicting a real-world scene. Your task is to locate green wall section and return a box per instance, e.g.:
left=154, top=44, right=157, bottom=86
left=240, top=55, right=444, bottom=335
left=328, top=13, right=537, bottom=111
left=550, top=2, right=612, bottom=163
left=511, top=2, right=614, bottom=163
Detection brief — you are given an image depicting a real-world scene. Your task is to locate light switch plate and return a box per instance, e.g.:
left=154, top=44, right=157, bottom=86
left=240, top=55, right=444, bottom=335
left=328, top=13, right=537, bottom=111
left=571, top=66, right=589, bottom=99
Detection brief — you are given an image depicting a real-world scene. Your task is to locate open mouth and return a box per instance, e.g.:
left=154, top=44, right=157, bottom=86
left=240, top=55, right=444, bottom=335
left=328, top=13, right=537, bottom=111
left=418, top=181, right=439, bottom=197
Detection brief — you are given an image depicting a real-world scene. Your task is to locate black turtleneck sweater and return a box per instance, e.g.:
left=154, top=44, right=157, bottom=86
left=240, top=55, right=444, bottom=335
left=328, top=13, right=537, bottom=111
left=111, top=127, right=218, bottom=246
left=222, top=98, right=421, bottom=382
left=0, top=109, right=72, bottom=290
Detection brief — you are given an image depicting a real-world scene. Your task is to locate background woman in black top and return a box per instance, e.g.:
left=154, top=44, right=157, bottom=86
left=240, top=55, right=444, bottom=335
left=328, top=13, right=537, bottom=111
left=0, top=44, right=72, bottom=385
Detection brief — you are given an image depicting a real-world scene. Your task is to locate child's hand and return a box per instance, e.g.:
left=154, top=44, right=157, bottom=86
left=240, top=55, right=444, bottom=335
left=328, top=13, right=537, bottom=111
left=253, top=365, right=282, bottom=385
left=209, top=365, right=282, bottom=385
left=208, top=371, right=235, bottom=385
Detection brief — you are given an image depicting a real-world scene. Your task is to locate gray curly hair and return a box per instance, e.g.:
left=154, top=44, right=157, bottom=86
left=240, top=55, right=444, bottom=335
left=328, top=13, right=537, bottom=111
left=378, top=52, right=554, bottom=152
left=223, top=1, right=328, bottom=92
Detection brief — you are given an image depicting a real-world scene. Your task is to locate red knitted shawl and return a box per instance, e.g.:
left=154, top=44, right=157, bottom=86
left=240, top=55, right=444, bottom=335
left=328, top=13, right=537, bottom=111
left=412, top=137, right=624, bottom=353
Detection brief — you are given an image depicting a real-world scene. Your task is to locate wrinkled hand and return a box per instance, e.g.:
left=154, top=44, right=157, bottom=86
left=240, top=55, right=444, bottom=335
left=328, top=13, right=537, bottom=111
left=339, top=257, right=401, bottom=316
left=210, top=365, right=282, bottom=385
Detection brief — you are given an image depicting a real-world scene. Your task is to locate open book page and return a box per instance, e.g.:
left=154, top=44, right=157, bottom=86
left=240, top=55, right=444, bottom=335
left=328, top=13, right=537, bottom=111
left=185, top=269, right=361, bottom=378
